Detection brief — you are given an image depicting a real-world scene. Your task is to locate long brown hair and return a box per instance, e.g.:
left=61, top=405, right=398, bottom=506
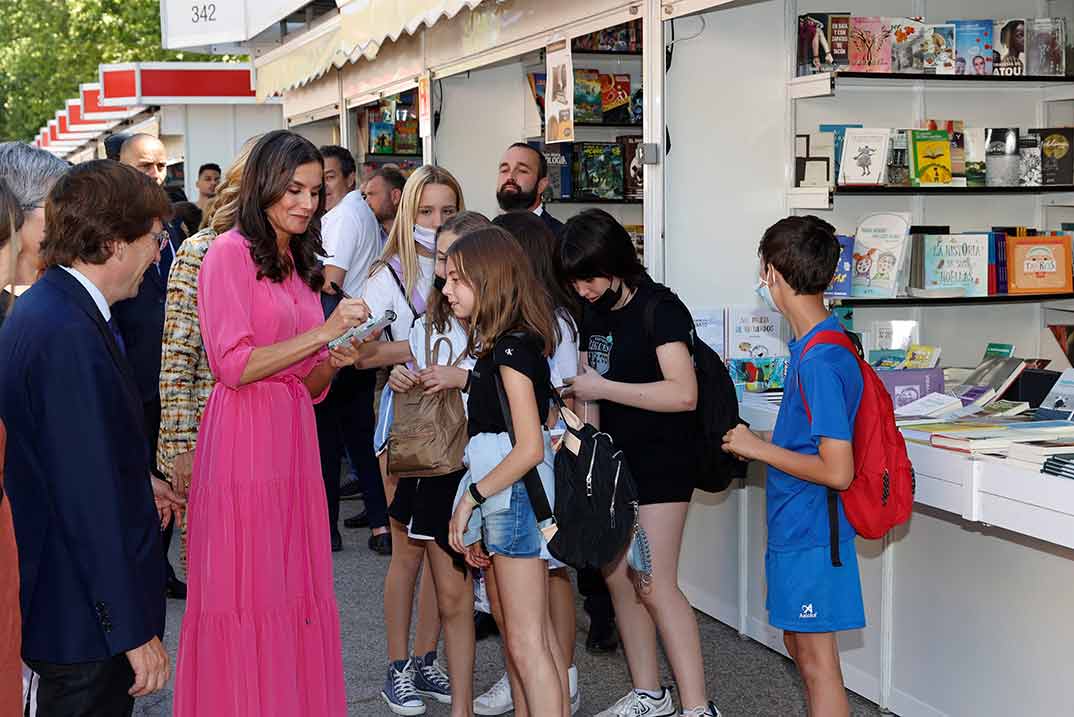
left=446, top=227, right=556, bottom=358
left=236, top=130, right=325, bottom=291
left=427, top=210, right=490, bottom=334
left=205, top=137, right=258, bottom=234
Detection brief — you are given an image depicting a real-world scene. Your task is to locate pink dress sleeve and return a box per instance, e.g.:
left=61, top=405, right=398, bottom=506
left=198, top=234, right=256, bottom=389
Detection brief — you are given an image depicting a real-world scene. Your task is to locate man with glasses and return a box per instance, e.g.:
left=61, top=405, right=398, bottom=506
left=114, top=134, right=187, bottom=600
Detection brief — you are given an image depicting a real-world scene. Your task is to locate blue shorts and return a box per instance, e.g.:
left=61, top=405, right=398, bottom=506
left=766, top=539, right=865, bottom=633
left=373, top=385, right=394, bottom=455
left=482, top=482, right=551, bottom=560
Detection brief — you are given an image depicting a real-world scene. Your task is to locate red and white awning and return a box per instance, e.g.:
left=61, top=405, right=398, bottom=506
left=99, top=62, right=259, bottom=106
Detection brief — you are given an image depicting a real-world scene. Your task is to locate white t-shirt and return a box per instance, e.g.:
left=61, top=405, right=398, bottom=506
left=362, top=253, right=436, bottom=341
left=321, top=190, right=382, bottom=297
left=409, top=314, right=477, bottom=409
left=549, top=311, right=580, bottom=388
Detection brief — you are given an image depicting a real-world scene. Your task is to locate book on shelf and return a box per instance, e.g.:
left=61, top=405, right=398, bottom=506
left=963, top=128, right=987, bottom=187
left=1033, top=128, right=1074, bottom=186
left=984, top=342, right=1016, bottom=359
left=1025, top=18, right=1066, bottom=77
left=529, top=141, right=573, bottom=200
left=527, top=73, right=546, bottom=122
left=573, top=143, right=624, bottom=200
left=848, top=17, right=893, bottom=72
left=573, top=69, right=603, bottom=123
left=929, top=428, right=1015, bottom=454
left=1039, top=368, right=1074, bottom=413
left=870, top=349, right=907, bottom=370
left=728, top=357, right=790, bottom=392
left=809, top=131, right=837, bottom=189
left=890, top=18, right=926, bottom=73
left=571, top=19, right=641, bottom=53
left=369, top=121, right=395, bottom=154
left=951, top=19, right=994, bottom=76
left=850, top=212, right=911, bottom=298
left=1041, top=455, right=1074, bottom=479
left=985, top=128, right=1020, bottom=187
left=394, top=118, right=419, bottom=155
left=691, top=308, right=725, bottom=356
left=623, top=224, right=645, bottom=264
left=920, top=233, right=989, bottom=297
left=903, top=344, right=942, bottom=369
left=1006, top=234, right=1073, bottom=294
left=820, top=123, right=862, bottom=183
left=956, top=356, right=1027, bottom=397
left=797, top=13, right=848, bottom=75
left=828, top=14, right=852, bottom=71
left=1018, top=133, right=1042, bottom=187
left=910, top=129, right=953, bottom=186
left=725, top=305, right=789, bottom=359
left=922, top=24, right=957, bottom=74
left=825, top=234, right=854, bottom=297
left=993, top=19, right=1026, bottom=76
left=886, top=129, right=911, bottom=187
left=921, top=119, right=965, bottom=186
left=618, top=136, right=643, bottom=200
left=839, top=128, right=890, bottom=185
left=880, top=367, right=944, bottom=409
left=975, top=399, right=1031, bottom=417
left=601, top=73, right=632, bottom=124
left=1007, top=439, right=1074, bottom=464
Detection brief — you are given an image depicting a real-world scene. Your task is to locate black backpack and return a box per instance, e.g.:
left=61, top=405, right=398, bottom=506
left=643, top=286, right=748, bottom=493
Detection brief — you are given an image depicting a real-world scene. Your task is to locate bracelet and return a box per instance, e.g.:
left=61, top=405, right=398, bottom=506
left=462, top=369, right=473, bottom=393
left=468, top=482, right=487, bottom=506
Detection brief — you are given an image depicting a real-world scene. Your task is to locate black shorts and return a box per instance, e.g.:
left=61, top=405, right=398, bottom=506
left=388, top=469, right=467, bottom=555
left=627, top=447, right=698, bottom=505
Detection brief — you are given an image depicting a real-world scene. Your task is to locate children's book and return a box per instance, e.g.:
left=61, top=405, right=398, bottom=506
left=369, top=122, right=395, bottom=154
left=890, top=18, right=926, bottom=73
left=1007, top=234, right=1074, bottom=294
left=1033, top=128, right=1074, bottom=186
left=922, top=24, right=957, bottom=74
left=725, top=306, right=789, bottom=359
left=870, top=349, right=908, bottom=370
left=820, top=123, right=863, bottom=183
left=964, top=128, right=987, bottom=187
left=903, top=344, right=942, bottom=369
left=1019, top=133, right=1042, bottom=186
left=910, top=129, right=953, bottom=186
left=986, top=128, right=1020, bottom=187
left=951, top=20, right=994, bottom=75
left=851, top=212, right=912, bottom=297
left=728, top=357, right=790, bottom=392
left=923, top=234, right=989, bottom=297
left=601, top=73, right=632, bottom=124
left=1026, top=18, right=1066, bottom=76
left=573, top=142, right=624, bottom=200
left=921, top=119, right=965, bottom=186
left=840, top=128, right=890, bottom=185
left=573, top=69, right=603, bottom=123
left=993, top=19, right=1026, bottom=76
left=848, top=17, right=893, bottom=72
left=825, top=234, right=854, bottom=297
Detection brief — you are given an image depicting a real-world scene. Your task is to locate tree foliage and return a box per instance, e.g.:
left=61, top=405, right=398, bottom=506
left=0, top=0, right=229, bottom=141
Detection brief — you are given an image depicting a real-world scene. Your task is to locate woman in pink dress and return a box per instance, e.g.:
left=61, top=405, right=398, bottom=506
left=175, top=130, right=370, bottom=717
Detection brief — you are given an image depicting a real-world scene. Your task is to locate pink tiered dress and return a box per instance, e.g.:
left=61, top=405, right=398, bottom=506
left=174, top=230, right=346, bottom=717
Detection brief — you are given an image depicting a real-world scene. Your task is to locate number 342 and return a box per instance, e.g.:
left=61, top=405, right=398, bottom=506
left=191, top=3, right=216, bottom=23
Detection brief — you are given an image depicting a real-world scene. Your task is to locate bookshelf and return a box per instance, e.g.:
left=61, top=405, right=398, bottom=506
left=790, top=185, right=1074, bottom=208
left=831, top=292, right=1074, bottom=308
left=547, top=197, right=642, bottom=205
left=789, top=70, right=1074, bottom=100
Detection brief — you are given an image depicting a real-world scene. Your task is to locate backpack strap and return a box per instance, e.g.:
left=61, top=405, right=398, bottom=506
left=493, top=371, right=555, bottom=524
left=795, top=329, right=857, bottom=569
left=383, top=262, right=419, bottom=342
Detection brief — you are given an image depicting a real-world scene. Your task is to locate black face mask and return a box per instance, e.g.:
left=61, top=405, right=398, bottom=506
left=433, top=275, right=447, bottom=292
left=496, top=180, right=540, bottom=212
left=590, top=280, right=622, bottom=313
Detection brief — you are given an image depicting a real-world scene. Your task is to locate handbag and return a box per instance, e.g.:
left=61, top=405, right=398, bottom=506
left=386, top=330, right=468, bottom=478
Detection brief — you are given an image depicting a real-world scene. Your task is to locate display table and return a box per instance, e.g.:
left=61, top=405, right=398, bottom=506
left=678, top=402, right=1074, bottom=717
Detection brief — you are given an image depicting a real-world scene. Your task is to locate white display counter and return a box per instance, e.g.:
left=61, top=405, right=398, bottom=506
left=679, top=401, right=1074, bottom=716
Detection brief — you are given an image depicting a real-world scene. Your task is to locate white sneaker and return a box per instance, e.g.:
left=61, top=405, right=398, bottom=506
left=568, top=664, right=580, bottom=715
left=681, top=702, right=722, bottom=717
left=473, top=672, right=513, bottom=716
left=595, top=688, right=676, bottom=717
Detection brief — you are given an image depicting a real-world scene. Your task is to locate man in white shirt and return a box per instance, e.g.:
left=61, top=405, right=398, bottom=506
left=496, top=142, right=565, bottom=238
left=317, top=145, right=391, bottom=554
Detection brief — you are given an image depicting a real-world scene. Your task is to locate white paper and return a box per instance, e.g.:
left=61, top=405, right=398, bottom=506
left=545, top=39, right=574, bottom=144
left=692, top=308, right=726, bottom=356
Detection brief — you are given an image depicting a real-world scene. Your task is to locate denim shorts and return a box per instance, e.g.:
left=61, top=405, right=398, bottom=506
left=482, top=481, right=545, bottom=559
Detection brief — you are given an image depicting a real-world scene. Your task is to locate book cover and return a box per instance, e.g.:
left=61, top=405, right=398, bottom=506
left=922, top=119, right=965, bottom=185
left=870, top=349, right=908, bottom=370
left=903, top=344, right=942, bottom=369
left=573, top=69, right=603, bottom=123
left=1042, top=369, right=1074, bottom=411
left=691, top=308, right=725, bottom=356
left=910, top=129, right=953, bottom=186
left=964, top=128, right=987, bottom=187
left=527, top=72, right=546, bottom=122
left=798, top=13, right=842, bottom=74
left=1026, top=18, right=1066, bottom=76
left=887, top=129, right=911, bottom=186
left=852, top=212, right=912, bottom=297
left=849, top=17, right=893, bottom=72
left=890, top=18, right=926, bottom=73
left=618, top=135, right=643, bottom=200
left=876, top=369, right=945, bottom=407
left=923, top=234, right=989, bottom=297
left=952, top=19, right=994, bottom=75
left=529, top=141, right=572, bottom=200
left=573, top=142, right=624, bottom=200
left=986, top=128, right=1020, bottom=187
left=726, top=306, right=789, bottom=359
left=1019, top=133, right=1042, bottom=186
left=394, top=118, right=419, bottom=155
left=1033, top=128, right=1074, bottom=186
left=922, top=24, right=957, bottom=74
left=809, top=131, right=837, bottom=188
left=828, top=14, right=852, bottom=70
left=369, top=121, right=395, bottom=154
left=840, top=128, right=890, bottom=185
left=728, top=357, right=790, bottom=392
left=959, top=357, right=1026, bottom=394
left=984, top=342, right=1017, bottom=359
left=825, top=234, right=854, bottom=297
left=820, top=123, right=863, bottom=182
left=993, top=19, right=1026, bottom=76
left=872, top=319, right=919, bottom=350
left=601, top=73, right=632, bottom=124
left=1007, top=235, right=1074, bottom=294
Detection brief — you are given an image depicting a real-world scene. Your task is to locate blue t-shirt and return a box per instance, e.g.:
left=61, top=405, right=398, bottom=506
left=767, top=315, right=863, bottom=551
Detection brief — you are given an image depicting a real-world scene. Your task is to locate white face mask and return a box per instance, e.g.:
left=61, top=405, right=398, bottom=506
left=756, top=267, right=780, bottom=313
left=413, top=224, right=437, bottom=253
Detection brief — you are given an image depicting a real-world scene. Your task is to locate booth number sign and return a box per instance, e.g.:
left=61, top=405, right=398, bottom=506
left=190, top=4, right=217, bottom=23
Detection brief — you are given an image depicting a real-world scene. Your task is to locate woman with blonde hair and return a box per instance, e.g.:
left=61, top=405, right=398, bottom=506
left=357, top=164, right=466, bottom=714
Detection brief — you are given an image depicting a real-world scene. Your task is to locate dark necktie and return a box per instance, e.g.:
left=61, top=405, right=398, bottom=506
left=107, top=318, right=127, bottom=356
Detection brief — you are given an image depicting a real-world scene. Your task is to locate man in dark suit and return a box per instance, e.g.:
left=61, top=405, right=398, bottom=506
left=496, top=142, right=566, bottom=238
left=0, top=160, right=182, bottom=716
left=114, top=133, right=186, bottom=599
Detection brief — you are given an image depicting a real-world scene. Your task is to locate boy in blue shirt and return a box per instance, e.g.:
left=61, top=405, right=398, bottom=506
left=723, top=215, right=864, bottom=717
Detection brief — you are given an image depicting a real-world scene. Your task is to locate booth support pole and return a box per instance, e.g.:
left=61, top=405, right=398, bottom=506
left=642, top=0, right=666, bottom=282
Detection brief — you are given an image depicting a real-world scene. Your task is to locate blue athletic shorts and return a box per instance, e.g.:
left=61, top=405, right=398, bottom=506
left=766, top=538, right=865, bottom=633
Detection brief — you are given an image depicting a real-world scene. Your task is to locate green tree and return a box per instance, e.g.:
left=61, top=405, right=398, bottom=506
left=0, top=0, right=235, bottom=141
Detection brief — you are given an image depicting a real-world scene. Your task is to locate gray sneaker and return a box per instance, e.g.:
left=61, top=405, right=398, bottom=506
left=381, top=660, right=426, bottom=716
left=595, top=688, right=676, bottom=717
left=412, top=652, right=452, bottom=704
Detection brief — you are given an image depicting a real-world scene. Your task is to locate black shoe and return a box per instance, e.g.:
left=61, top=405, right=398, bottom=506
left=474, top=610, right=500, bottom=641
left=339, top=480, right=363, bottom=501
left=368, top=532, right=392, bottom=555
left=586, top=619, right=619, bottom=654
left=331, top=530, right=343, bottom=553
left=166, top=576, right=187, bottom=600
left=343, top=509, right=370, bottom=529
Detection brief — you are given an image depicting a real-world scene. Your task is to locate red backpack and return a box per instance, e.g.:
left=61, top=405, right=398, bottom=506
left=798, top=330, right=915, bottom=566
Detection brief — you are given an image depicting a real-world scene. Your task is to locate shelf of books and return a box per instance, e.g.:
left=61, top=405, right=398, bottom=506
left=789, top=71, right=1074, bottom=100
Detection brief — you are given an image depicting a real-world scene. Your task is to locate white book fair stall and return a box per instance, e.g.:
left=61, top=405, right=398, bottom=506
left=159, top=1, right=1074, bottom=715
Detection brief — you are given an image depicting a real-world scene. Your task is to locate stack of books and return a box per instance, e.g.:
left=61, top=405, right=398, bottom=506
left=1042, top=454, right=1074, bottom=479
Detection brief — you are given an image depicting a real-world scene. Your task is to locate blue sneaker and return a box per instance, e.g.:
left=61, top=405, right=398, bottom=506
left=381, top=659, right=426, bottom=716
left=412, top=651, right=452, bottom=704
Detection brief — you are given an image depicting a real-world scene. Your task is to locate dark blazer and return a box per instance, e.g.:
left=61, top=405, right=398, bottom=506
left=111, top=225, right=182, bottom=403
left=0, top=267, right=165, bottom=664
left=539, top=206, right=566, bottom=239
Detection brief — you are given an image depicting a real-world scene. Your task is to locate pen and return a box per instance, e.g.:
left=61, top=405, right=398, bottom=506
left=331, top=281, right=351, bottom=299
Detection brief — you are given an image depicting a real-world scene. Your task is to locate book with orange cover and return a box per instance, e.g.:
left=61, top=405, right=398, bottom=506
left=1006, top=234, right=1073, bottom=294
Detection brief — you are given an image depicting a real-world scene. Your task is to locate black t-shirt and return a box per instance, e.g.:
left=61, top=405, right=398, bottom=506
left=580, top=281, right=697, bottom=478
left=467, top=332, right=552, bottom=437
